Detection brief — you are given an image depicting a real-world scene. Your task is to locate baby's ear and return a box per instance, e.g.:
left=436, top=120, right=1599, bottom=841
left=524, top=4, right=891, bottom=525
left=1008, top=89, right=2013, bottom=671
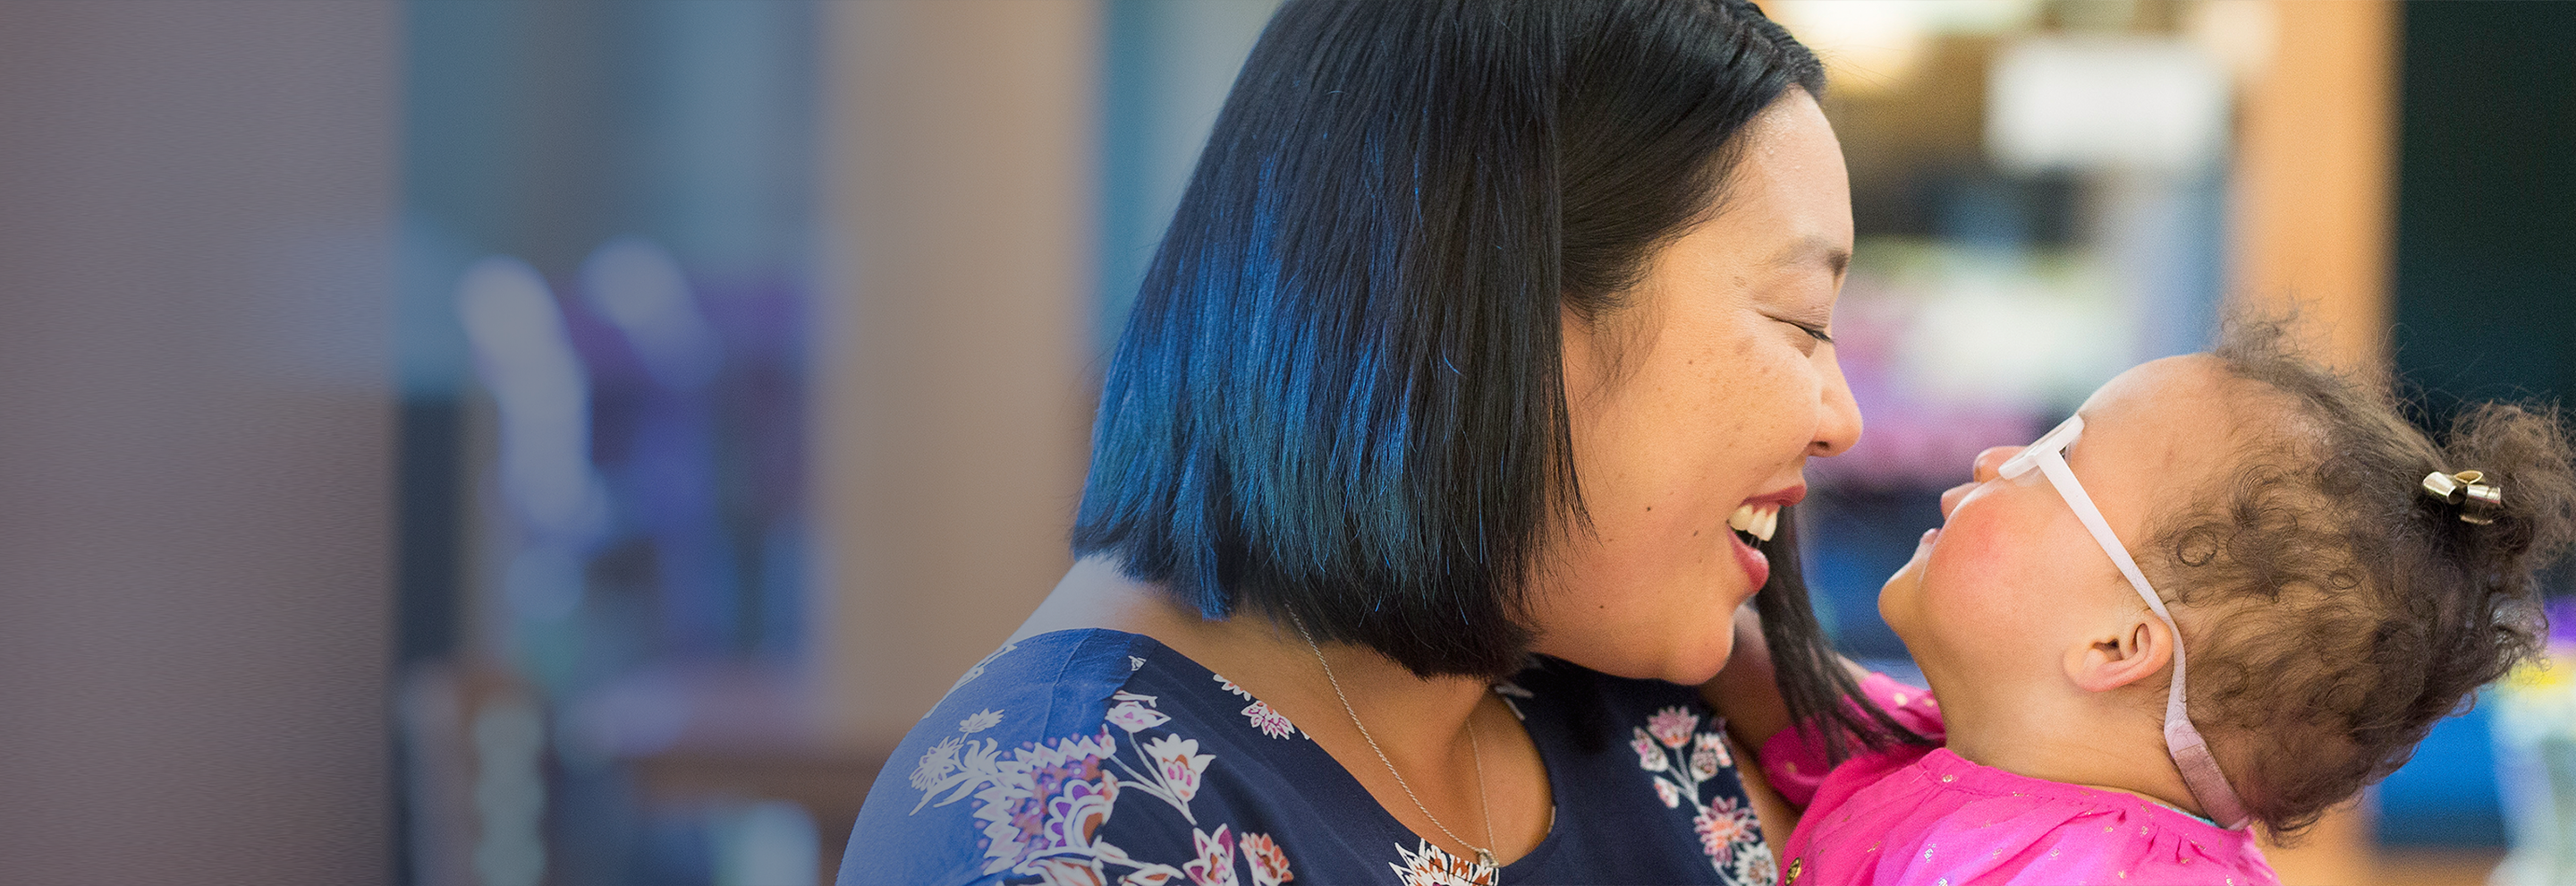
left=2063, top=612, right=2174, bottom=694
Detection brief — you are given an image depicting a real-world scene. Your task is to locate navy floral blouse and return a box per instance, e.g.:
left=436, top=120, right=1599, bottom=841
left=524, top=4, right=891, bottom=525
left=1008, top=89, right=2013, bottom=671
left=840, top=629, right=1773, bottom=885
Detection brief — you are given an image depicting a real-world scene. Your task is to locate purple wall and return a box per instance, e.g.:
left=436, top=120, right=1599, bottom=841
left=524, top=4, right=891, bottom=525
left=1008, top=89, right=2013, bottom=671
left=0, top=3, right=398, bottom=882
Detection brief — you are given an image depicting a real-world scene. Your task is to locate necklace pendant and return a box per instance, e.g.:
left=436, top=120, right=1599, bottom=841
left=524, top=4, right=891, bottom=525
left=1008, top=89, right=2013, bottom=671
left=1477, top=848, right=1497, bottom=868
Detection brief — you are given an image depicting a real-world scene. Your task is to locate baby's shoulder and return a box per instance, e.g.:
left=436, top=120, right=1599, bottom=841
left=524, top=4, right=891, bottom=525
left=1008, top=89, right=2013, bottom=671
left=1782, top=750, right=2278, bottom=886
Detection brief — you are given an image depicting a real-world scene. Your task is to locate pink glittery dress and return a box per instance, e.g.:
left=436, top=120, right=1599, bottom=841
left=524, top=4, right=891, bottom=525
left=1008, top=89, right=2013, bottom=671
left=1758, top=673, right=2279, bottom=886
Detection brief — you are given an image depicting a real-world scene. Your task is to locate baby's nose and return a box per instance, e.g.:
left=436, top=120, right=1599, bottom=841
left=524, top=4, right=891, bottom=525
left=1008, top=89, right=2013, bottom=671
left=1970, top=446, right=2025, bottom=483
left=1938, top=481, right=1977, bottom=519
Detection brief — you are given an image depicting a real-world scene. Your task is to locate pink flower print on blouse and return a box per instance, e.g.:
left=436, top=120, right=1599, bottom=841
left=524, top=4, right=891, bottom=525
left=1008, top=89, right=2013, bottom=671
left=1184, top=825, right=1239, bottom=886
left=1211, top=673, right=1299, bottom=739
left=1628, top=707, right=1774, bottom=878
left=1141, top=735, right=1216, bottom=805
left=1108, top=701, right=1173, bottom=734
left=1697, top=732, right=1731, bottom=766
left=1388, top=839, right=1498, bottom=886
left=897, top=687, right=1304, bottom=885
left=1631, top=728, right=1671, bottom=772
left=1647, top=706, right=1699, bottom=749
left=972, top=729, right=1123, bottom=877
left=1692, top=796, right=1757, bottom=865
left=1240, top=832, right=1294, bottom=886
left=1690, top=733, right=1727, bottom=781
left=1241, top=702, right=1296, bottom=739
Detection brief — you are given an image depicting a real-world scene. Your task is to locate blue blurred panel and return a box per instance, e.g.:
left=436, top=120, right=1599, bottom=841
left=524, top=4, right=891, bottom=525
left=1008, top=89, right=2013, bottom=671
left=1801, top=486, right=1945, bottom=661
left=1097, top=0, right=1280, bottom=354
left=2374, top=698, right=2507, bottom=847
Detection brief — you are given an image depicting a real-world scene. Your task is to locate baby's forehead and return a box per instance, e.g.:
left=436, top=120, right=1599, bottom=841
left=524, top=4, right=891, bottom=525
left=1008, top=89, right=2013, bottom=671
left=2082, top=354, right=2311, bottom=495
left=2089, top=354, right=2290, bottom=433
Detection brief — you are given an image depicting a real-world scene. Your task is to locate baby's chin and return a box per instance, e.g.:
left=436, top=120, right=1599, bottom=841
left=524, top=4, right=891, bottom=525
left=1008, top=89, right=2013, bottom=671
left=1877, top=549, right=1928, bottom=629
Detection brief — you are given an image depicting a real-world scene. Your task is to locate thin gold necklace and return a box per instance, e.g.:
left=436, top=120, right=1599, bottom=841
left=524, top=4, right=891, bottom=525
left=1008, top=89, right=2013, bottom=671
left=1290, top=614, right=1499, bottom=868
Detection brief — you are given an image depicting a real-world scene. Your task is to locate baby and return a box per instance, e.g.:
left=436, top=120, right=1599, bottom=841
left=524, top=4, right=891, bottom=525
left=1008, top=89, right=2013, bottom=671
left=1717, top=322, right=2576, bottom=884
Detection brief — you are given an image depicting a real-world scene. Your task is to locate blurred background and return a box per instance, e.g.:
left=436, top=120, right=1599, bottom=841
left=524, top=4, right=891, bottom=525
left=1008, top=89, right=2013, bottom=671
left=0, top=1, right=2569, bottom=884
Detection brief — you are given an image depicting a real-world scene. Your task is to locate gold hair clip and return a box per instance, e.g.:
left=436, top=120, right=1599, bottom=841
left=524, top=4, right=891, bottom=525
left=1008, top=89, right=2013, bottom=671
left=2421, top=470, right=2503, bottom=524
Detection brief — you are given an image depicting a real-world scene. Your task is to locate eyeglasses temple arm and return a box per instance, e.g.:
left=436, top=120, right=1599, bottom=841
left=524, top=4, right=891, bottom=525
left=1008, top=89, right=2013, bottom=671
left=2033, top=448, right=2252, bottom=829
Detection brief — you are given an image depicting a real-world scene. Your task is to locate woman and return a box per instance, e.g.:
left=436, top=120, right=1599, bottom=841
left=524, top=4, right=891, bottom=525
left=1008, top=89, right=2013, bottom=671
left=843, top=2, right=1910, bottom=882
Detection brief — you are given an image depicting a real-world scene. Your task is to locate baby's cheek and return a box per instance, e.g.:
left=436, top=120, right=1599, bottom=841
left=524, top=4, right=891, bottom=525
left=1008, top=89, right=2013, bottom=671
left=1919, top=524, right=2032, bottom=626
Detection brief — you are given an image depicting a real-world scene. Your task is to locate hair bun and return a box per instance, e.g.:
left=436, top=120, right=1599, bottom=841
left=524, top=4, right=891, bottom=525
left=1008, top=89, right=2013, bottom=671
left=2420, top=469, right=2504, bottom=524
left=2435, top=403, right=2576, bottom=566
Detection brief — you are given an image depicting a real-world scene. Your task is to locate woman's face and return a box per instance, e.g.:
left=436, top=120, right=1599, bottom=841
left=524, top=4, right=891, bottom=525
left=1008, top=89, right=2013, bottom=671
left=1526, top=90, right=1861, bottom=685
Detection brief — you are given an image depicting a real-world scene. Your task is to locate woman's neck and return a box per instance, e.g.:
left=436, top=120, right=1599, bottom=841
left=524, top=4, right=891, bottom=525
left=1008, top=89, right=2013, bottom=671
left=1023, top=559, right=1489, bottom=740
left=1013, top=557, right=1554, bottom=862
left=1931, top=670, right=2208, bottom=819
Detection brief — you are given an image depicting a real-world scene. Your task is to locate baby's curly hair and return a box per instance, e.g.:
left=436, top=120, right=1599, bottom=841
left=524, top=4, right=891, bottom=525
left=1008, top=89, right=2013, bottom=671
left=2144, top=319, right=2576, bottom=836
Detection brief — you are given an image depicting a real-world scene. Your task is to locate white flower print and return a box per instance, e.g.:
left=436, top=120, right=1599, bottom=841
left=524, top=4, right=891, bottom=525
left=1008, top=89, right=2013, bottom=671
left=1239, top=832, right=1293, bottom=886
left=1388, top=839, right=1497, bottom=886
left=964, top=729, right=1122, bottom=874
left=1182, top=825, right=1239, bottom=886
left=1123, top=869, right=1182, bottom=886
left=1211, top=674, right=1300, bottom=738
left=960, top=708, right=1005, bottom=734
left=1729, top=842, right=1779, bottom=886
left=1239, top=701, right=1297, bottom=740
left=902, top=665, right=1298, bottom=886
left=1109, top=701, right=1174, bottom=734
left=1647, top=706, right=1699, bottom=749
left=1693, top=796, right=1756, bottom=865
left=1631, top=728, right=1671, bottom=772
left=911, top=735, right=1005, bottom=814
left=1695, top=732, right=1732, bottom=769
left=1140, top=735, right=1216, bottom=804
left=1628, top=706, right=1767, bottom=877
left=911, top=735, right=964, bottom=791
left=1690, top=745, right=1721, bottom=781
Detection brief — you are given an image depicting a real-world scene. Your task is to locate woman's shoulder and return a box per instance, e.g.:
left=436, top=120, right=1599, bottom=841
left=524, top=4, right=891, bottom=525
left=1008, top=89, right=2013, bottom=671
left=1781, top=748, right=2276, bottom=886
left=841, top=628, right=1326, bottom=885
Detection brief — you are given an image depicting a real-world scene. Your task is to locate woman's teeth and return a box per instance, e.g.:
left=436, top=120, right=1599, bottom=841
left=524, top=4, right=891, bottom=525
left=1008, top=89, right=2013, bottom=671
left=1727, top=503, right=1781, bottom=542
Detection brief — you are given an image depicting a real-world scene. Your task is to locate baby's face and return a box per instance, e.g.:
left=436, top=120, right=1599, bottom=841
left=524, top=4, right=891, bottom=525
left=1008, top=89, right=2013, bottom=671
left=1879, top=354, right=2254, bottom=697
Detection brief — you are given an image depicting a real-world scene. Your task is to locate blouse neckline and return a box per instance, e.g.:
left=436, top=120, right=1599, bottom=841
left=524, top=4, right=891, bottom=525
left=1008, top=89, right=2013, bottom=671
left=1043, top=626, right=1580, bottom=872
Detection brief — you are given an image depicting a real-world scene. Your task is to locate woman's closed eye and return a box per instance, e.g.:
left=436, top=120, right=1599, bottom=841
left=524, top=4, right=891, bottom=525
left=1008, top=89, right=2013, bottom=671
left=1768, top=314, right=1833, bottom=350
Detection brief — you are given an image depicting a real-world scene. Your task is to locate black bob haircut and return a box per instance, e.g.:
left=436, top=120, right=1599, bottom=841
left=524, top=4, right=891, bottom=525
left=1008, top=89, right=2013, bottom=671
left=1075, top=0, right=1918, bottom=758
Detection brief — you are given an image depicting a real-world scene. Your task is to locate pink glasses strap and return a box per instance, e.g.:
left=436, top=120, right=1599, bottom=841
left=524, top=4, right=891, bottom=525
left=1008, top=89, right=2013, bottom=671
left=2032, top=452, right=2254, bottom=830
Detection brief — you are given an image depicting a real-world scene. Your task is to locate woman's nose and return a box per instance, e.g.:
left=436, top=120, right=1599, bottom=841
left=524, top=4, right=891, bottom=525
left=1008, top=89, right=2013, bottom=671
left=1809, top=348, right=1863, bottom=457
left=1971, top=445, right=2024, bottom=483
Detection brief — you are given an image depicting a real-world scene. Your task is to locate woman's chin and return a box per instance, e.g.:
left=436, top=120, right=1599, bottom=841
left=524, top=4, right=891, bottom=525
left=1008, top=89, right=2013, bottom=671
left=1537, top=626, right=1734, bottom=686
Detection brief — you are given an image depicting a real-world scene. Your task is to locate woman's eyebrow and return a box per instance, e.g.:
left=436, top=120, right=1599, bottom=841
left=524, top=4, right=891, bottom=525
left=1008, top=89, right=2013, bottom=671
left=1769, top=234, right=1851, bottom=281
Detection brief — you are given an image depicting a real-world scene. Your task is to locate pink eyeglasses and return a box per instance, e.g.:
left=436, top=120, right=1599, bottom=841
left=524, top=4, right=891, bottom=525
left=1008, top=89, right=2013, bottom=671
left=1998, top=414, right=2252, bottom=830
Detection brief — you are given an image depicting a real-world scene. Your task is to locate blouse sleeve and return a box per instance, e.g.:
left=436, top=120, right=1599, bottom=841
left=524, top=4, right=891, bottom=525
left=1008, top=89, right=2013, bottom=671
left=1755, top=671, right=1945, bottom=806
